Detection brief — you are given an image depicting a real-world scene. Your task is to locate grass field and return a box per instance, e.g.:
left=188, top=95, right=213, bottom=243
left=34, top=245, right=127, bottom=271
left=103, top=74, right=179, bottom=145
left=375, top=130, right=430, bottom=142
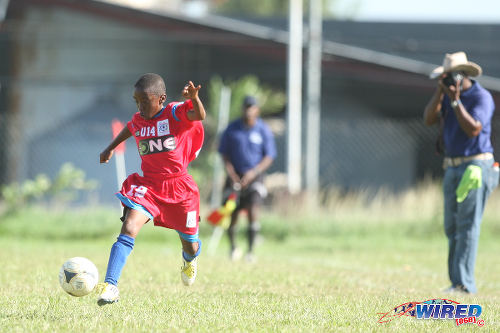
left=1, top=192, right=500, bottom=332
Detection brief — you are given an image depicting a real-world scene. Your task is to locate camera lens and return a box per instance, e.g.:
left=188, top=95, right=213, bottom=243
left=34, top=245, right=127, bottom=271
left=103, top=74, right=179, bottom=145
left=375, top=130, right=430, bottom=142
left=442, top=74, right=455, bottom=87
left=442, top=72, right=463, bottom=87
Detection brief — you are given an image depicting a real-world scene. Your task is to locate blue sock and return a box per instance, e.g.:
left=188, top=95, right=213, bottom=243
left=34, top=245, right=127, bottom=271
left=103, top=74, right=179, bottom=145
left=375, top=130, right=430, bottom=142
left=104, top=234, right=135, bottom=286
left=182, top=239, right=202, bottom=262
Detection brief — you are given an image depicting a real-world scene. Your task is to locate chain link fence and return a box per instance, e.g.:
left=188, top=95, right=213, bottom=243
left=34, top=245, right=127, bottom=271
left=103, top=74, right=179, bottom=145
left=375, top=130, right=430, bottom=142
left=5, top=102, right=499, bottom=206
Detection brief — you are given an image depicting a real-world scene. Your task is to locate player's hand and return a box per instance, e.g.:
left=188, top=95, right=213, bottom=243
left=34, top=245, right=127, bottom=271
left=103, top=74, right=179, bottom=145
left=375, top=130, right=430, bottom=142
left=228, top=172, right=242, bottom=191
left=182, top=81, right=201, bottom=99
left=100, top=148, right=114, bottom=163
left=240, top=169, right=257, bottom=189
left=232, top=182, right=242, bottom=192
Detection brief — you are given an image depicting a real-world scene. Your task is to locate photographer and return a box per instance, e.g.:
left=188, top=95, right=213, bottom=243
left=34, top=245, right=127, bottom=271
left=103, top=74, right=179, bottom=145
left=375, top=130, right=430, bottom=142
left=423, top=52, right=498, bottom=294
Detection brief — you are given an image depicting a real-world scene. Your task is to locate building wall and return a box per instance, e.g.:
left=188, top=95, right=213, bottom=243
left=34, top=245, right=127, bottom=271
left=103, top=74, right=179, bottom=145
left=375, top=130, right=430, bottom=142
left=5, top=3, right=499, bottom=203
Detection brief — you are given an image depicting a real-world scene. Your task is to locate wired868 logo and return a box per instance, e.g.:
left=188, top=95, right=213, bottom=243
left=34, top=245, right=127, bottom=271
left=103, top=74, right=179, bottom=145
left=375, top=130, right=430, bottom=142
left=378, top=299, right=485, bottom=327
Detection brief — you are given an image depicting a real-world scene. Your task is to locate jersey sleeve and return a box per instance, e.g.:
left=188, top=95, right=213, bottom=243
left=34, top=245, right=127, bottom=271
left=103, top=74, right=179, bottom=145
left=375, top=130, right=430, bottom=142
left=126, top=121, right=134, bottom=136
left=171, top=100, right=194, bottom=124
left=127, top=114, right=137, bottom=136
left=127, top=113, right=141, bottom=137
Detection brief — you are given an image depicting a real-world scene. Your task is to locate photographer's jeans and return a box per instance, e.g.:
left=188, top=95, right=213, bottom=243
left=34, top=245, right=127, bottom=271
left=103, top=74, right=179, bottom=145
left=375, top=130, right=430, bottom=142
left=443, top=158, right=499, bottom=293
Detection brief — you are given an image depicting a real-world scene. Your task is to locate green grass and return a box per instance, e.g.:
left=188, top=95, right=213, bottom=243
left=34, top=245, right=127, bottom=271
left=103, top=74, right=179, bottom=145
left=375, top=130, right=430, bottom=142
left=0, top=204, right=499, bottom=332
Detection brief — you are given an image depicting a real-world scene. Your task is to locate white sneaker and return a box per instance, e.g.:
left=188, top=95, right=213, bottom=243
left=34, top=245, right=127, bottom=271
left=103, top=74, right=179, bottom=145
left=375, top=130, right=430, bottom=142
left=442, top=286, right=457, bottom=293
left=442, top=285, right=471, bottom=294
left=245, top=253, right=257, bottom=263
left=230, top=248, right=242, bottom=261
left=97, top=282, right=120, bottom=306
left=181, top=257, right=197, bottom=286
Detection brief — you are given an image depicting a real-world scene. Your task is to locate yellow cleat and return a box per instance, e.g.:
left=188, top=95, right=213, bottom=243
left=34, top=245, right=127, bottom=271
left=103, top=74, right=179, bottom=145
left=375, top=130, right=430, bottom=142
left=181, top=257, right=197, bottom=286
left=96, top=282, right=120, bottom=306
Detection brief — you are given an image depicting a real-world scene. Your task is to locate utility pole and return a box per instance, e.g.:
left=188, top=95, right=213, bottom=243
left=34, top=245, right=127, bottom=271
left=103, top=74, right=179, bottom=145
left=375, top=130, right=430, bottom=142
left=210, top=85, right=231, bottom=210
left=305, top=0, right=322, bottom=192
left=286, top=0, right=303, bottom=194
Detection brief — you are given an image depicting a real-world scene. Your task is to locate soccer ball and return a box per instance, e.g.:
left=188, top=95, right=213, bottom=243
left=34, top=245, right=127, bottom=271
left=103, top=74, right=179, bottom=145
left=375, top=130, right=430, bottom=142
left=58, top=257, right=98, bottom=297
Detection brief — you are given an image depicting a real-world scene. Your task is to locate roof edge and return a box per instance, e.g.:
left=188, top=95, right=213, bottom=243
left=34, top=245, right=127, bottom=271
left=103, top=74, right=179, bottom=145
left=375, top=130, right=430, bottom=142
left=14, top=0, right=500, bottom=92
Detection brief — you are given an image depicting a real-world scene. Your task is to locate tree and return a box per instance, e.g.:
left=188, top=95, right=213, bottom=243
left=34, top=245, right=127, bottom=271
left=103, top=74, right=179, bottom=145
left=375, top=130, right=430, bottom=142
left=207, top=74, right=285, bottom=122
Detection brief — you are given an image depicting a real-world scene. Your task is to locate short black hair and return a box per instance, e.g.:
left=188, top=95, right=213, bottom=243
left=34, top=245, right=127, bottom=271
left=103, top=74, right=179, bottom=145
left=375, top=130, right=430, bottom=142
left=134, top=73, right=166, bottom=96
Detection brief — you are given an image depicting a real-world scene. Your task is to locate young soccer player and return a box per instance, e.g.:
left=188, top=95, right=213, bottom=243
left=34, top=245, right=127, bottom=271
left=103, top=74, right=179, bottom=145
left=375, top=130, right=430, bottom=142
left=97, top=73, right=206, bottom=306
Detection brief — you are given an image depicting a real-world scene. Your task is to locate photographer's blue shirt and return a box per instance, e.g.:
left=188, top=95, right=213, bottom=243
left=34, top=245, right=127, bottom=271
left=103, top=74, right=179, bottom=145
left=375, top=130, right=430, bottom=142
left=441, top=81, right=495, bottom=157
left=219, top=118, right=276, bottom=174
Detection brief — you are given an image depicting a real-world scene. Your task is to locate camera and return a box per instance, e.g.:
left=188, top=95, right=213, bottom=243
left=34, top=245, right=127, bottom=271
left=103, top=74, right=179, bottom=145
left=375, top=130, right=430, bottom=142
left=442, top=72, right=464, bottom=87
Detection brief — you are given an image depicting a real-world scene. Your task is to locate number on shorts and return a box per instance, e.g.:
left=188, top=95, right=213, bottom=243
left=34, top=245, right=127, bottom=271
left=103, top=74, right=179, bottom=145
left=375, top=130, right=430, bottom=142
left=127, top=185, right=148, bottom=198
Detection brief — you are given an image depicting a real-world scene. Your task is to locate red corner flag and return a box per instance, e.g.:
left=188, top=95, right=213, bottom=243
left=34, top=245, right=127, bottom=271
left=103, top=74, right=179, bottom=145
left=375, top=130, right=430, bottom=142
left=207, top=192, right=238, bottom=227
left=111, top=119, right=126, bottom=154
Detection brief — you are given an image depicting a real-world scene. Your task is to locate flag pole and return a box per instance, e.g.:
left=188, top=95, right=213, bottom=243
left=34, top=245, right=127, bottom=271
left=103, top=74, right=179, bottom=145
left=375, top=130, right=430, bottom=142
left=207, top=85, right=231, bottom=255
left=111, top=119, right=127, bottom=197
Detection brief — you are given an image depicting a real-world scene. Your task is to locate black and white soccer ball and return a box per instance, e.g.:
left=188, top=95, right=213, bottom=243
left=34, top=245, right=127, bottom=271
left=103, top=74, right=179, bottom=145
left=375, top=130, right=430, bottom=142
left=58, top=257, right=98, bottom=297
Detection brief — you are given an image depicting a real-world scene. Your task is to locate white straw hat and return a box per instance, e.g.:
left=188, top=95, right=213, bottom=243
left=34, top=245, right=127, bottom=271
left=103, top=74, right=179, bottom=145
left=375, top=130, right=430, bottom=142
left=429, top=51, right=482, bottom=79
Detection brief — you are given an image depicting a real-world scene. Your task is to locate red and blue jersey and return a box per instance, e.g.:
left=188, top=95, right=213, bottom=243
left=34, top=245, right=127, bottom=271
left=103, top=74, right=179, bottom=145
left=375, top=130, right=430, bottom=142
left=127, top=100, right=204, bottom=177
left=117, top=99, right=204, bottom=234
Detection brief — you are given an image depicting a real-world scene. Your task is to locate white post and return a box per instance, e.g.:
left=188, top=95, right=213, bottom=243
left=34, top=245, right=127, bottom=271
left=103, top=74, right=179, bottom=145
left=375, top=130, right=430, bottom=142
left=305, top=0, right=322, bottom=193
left=207, top=85, right=231, bottom=256
left=111, top=119, right=127, bottom=211
left=0, top=0, right=10, bottom=22
left=115, top=152, right=127, bottom=190
left=210, top=85, right=231, bottom=209
left=287, top=0, right=303, bottom=194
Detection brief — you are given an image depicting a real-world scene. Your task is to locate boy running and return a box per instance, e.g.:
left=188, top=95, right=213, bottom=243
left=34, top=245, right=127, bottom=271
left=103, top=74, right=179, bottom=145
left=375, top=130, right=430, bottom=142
left=98, top=73, right=206, bottom=305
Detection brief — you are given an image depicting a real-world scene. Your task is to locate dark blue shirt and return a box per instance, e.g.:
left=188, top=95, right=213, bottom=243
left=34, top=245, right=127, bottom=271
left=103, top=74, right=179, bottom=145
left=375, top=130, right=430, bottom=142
left=218, top=118, right=276, bottom=174
left=441, top=81, right=495, bottom=157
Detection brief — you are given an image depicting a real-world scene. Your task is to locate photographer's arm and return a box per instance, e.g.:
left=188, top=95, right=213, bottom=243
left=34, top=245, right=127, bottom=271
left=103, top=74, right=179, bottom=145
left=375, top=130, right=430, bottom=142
left=444, top=80, right=482, bottom=138
left=452, top=102, right=482, bottom=138
left=423, top=85, right=444, bottom=126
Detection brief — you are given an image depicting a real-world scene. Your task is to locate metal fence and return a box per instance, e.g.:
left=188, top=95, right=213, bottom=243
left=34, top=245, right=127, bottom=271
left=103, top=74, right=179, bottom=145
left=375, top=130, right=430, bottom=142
left=2, top=102, right=484, bottom=206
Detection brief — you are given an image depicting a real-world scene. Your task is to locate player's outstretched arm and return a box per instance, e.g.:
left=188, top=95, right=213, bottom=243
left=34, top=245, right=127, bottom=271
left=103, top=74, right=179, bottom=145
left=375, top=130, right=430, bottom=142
left=100, top=126, right=132, bottom=163
left=182, top=81, right=206, bottom=121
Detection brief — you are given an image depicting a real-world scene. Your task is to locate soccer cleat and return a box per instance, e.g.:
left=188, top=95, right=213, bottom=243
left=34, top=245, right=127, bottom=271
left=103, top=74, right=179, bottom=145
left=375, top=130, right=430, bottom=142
left=181, top=257, right=197, bottom=286
left=96, top=282, right=120, bottom=306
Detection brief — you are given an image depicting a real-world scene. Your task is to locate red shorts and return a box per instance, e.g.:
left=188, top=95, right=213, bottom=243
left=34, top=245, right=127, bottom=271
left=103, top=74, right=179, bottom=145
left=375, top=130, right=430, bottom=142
left=117, top=171, right=200, bottom=235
